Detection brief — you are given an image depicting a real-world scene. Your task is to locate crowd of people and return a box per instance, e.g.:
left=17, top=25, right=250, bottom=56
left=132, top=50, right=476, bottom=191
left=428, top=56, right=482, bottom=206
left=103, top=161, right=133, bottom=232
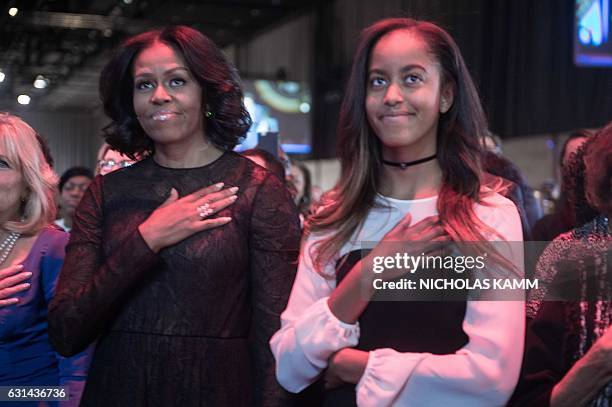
left=0, top=17, right=610, bottom=407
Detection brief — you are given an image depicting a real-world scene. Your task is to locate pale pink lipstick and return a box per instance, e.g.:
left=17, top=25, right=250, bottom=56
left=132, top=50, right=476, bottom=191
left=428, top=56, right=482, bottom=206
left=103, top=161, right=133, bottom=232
left=150, top=110, right=179, bottom=121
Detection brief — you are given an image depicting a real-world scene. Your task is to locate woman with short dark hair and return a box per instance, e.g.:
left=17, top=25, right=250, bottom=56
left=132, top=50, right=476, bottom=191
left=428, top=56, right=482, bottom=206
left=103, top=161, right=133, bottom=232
left=49, top=26, right=299, bottom=406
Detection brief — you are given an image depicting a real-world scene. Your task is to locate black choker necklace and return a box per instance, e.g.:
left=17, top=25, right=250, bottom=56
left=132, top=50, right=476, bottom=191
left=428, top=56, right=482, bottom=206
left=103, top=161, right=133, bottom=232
left=382, top=154, right=437, bottom=169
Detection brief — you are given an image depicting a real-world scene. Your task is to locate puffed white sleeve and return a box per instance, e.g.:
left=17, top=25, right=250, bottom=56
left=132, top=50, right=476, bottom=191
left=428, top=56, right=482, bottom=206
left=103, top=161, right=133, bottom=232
left=269, top=234, right=361, bottom=393
left=355, top=195, right=525, bottom=407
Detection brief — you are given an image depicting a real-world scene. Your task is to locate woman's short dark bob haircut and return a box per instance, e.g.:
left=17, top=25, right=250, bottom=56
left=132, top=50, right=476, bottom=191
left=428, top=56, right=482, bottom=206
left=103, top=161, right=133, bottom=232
left=100, top=25, right=252, bottom=157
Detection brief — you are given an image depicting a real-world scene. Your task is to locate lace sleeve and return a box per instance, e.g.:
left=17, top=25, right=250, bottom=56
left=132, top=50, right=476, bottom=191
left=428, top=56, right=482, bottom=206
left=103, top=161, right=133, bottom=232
left=248, top=173, right=301, bottom=406
left=48, top=176, right=161, bottom=356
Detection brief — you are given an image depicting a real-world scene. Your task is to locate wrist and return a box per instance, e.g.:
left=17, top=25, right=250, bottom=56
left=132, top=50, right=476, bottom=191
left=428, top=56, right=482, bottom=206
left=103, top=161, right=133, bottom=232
left=357, top=257, right=377, bottom=298
left=336, top=349, right=369, bottom=384
left=138, top=222, right=161, bottom=253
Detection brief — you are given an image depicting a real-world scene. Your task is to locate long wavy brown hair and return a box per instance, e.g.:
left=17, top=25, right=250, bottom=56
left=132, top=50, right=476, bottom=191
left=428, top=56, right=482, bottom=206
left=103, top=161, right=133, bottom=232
left=306, top=18, right=514, bottom=276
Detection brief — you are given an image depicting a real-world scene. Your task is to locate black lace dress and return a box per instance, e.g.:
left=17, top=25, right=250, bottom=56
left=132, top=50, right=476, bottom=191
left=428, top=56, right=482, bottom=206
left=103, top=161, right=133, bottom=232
left=48, top=152, right=300, bottom=406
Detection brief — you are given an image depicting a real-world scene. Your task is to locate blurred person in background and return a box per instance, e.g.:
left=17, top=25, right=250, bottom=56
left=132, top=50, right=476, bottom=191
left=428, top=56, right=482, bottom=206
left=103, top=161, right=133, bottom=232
left=0, top=112, right=91, bottom=406
left=55, top=167, right=93, bottom=232
left=241, top=148, right=286, bottom=181
left=36, top=132, right=55, bottom=169
left=510, top=123, right=611, bottom=407
left=532, top=130, right=594, bottom=242
left=483, top=131, right=503, bottom=155
left=288, top=161, right=313, bottom=228
left=481, top=130, right=543, bottom=237
left=483, top=151, right=541, bottom=241
left=95, top=142, right=138, bottom=176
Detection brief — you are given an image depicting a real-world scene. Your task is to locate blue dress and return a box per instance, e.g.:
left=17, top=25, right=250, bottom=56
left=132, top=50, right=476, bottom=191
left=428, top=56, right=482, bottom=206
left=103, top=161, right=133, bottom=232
left=0, top=226, right=92, bottom=407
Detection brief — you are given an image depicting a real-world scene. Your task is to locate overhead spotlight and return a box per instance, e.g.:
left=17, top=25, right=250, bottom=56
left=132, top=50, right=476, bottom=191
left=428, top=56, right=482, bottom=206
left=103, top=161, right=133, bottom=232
left=299, top=102, right=311, bottom=113
left=123, top=0, right=133, bottom=4
left=17, top=95, right=31, bottom=105
left=0, top=71, right=5, bottom=83
left=8, top=7, right=18, bottom=17
left=33, top=75, right=49, bottom=89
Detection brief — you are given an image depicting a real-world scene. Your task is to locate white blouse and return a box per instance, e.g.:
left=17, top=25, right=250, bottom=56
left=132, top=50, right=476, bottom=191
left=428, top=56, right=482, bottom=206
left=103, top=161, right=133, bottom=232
left=270, top=192, right=525, bottom=406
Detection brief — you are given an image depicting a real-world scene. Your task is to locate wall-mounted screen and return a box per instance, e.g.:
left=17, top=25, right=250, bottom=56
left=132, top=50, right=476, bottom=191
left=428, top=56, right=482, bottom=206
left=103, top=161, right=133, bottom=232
left=235, top=79, right=312, bottom=154
left=575, top=0, right=612, bottom=66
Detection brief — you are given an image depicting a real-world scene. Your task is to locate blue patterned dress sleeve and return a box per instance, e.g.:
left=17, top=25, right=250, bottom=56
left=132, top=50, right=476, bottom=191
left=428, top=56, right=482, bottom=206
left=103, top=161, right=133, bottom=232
left=0, top=226, right=92, bottom=407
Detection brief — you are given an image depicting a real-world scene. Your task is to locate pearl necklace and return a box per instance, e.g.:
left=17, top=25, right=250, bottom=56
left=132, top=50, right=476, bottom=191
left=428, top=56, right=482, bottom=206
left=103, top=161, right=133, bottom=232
left=0, top=231, right=20, bottom=266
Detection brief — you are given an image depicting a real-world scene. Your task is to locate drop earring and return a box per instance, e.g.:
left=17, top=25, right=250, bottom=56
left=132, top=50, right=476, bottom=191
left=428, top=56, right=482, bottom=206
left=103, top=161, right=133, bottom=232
left=204, top=105, right=214, bottom=118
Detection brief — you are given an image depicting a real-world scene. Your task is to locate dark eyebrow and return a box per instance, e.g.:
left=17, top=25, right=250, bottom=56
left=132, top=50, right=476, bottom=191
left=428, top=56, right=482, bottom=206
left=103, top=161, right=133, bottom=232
left=368, top=64, right=427, bottom=76
left=400, top=64, right=427, bottom=73
left=368, top=68, right=386, bottom=77
left=134, top=66, right=190, bottom=79
left=165, top=67, right=190, bottom=75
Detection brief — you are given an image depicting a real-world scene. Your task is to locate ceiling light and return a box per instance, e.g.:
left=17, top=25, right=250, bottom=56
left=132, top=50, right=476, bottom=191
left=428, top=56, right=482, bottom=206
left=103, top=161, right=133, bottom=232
left=0, top=71, right=5, bottom=83
left=299, top=102, right=311, bottom=113
left=17, top=95, right=31, bottom=105
left=33, top=75, right=49, bottom=89
left=123, top=0, right=133, bottom=4
left=8, top=7, right=18, bottom=17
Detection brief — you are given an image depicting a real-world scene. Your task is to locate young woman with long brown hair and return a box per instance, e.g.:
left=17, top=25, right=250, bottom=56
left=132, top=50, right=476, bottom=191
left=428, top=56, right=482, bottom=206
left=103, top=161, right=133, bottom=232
left=271, top=18, right=524, bottom=406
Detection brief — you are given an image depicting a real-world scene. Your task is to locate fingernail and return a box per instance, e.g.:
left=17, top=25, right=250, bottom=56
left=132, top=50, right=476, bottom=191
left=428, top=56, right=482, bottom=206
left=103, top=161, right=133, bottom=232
left=23, top=283, right=31, bottom=288
left=215, top=182, right=224, bottom=189
left=16, top=265, right=24, bottom=270
left=221, top=217, right=232, bottom=222
left=9, top=298, right=18, bottom=304
left=25, top=272, right=32, bottom=277
left=229, top=195, right=238, bottom=201
left=229, top=186, right=239, bottom=193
